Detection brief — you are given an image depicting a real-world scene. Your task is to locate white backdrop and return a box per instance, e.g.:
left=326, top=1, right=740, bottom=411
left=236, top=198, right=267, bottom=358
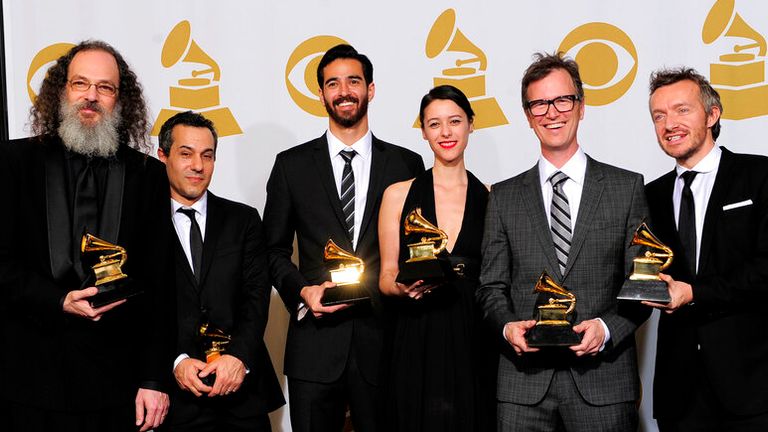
left=4, top=1, right=768, bottom=430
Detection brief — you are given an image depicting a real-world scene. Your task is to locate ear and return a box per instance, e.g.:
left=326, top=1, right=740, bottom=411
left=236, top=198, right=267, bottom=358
left=524, top=109, right=535, bottom=129
left=157, top=148, right=167, bottom=163
left=318, top=87, right=327, bottom=107
left=706, top=105, right=721, bottom=128
left=367, top=82, right=375, bottom=102
left=469, top=119, right=474, bottom=134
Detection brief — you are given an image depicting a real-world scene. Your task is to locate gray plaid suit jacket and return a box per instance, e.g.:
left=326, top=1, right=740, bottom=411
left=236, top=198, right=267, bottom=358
left=477, top=155, right=650, bottom=406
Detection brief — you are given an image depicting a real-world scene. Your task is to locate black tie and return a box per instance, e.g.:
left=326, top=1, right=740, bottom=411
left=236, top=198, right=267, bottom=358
left=679, top=171, right=698, bottom=276
left=339, top=150, right=357, bottom=243
left=73, top=158, right=99, bottom=280
left=179, top=208, right=203, bottom=282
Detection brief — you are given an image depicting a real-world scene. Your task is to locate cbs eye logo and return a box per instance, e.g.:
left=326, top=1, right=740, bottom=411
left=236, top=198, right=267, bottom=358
left=285, top=35, right=348, bottom=117
left=558, top=22, right=638, bottom=106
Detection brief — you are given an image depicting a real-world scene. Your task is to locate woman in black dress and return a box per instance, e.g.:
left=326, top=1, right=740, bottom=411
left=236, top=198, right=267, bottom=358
left=378, top=85, right=495, bottom=431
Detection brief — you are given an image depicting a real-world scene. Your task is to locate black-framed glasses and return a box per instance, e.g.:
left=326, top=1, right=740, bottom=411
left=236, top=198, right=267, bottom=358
left=68, top=79, right=118, bottom=97
left=526, top=94, right=580, bottom=116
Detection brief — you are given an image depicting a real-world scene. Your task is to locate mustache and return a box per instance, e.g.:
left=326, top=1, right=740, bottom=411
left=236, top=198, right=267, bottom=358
left=75, top=100, right=105, bottom=114
left=333, top=95, right=359, bottom=106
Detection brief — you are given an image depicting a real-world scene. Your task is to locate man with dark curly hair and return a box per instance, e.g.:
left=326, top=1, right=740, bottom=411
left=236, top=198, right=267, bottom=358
left=0, top=40, right=174, bottom=432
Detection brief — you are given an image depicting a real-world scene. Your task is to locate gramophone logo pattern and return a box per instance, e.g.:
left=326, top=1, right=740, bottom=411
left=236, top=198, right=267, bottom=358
left=558, top=23, right=638, bottom=106
left=703, top=0, right=768, bottom=120
left=285, top=35, right=349, bottom=117
left=26, top=42, right=76, bottom=102
left=415, top=9, right=507, bottom=129
left=151, top=20, right=242, bottom=137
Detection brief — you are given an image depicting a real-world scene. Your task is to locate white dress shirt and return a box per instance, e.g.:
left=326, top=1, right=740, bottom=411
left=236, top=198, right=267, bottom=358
left=327, top=129, right=372, bottom=250
left=537, top=147, right=610, bottom=349
left=673, top=146, right=721, bottom=274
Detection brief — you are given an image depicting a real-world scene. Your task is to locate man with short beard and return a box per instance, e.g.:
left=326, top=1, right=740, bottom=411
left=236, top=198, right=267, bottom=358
left=264, top=44, right=424, bottom=432
left=0, top=40, right=174, bottom=432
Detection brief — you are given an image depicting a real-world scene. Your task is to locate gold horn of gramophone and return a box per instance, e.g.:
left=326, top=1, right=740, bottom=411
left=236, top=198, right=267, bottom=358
left=703, top=0, right=766, bottom=60
left=162, top=20, right=221, bottom=83
left=526, top=271, right=580, bottom=347
left=321, top=239, right=369, bottom=306
left=426, top=8, right=487, bottom=73
left=403, top=208, right=448, bottom=263
left=198, top=322, right=232, bottom=363
left=81, top=233, right=128, bottom=285
left=628, top=222, right=673, bottom=280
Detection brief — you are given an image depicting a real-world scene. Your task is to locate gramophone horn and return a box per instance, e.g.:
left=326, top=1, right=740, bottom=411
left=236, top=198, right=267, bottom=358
left=425, top=8, right=487, bottom=70
left=161, top=20, right=221, bottom=80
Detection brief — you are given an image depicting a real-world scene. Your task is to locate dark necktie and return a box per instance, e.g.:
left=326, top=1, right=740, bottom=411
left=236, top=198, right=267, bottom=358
left=679, top=170, right=699, bottom=276
left=73, top=158, right=99, bottom=280
left=179, top=208, right=203, bottom=282
left=549, top=171, right=572, bottom=276
left=339, top=150, right=357, bottom=242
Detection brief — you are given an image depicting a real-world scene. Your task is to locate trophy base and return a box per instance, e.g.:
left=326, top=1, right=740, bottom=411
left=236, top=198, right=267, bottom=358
left=396, top=258, right=455, bottom=285
left=321, top=282, right=369, bottom=306
left=89, top=277, right=142, bottom=308
left=526, top=324, right=581, bottom=347
left=617, top=279, right=670, bottom=303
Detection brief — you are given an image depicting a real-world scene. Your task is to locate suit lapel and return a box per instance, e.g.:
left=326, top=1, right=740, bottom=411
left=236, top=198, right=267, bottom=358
left=311, top=135, right=351, bottom=249
left=358, top=136, right=388, bottom=249
left=565, top=156, right=605, bottom=278
left=521, top=165, right=560, bottom=278
left=44, top=140, right=72, bottom=280
left=698, top=147, right=733, bottom=272
left=199, top=192, right=222, bottom=287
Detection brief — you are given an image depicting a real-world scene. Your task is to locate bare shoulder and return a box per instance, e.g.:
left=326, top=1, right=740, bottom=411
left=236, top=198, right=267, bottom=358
left=383, top=179, right=415, bottom=202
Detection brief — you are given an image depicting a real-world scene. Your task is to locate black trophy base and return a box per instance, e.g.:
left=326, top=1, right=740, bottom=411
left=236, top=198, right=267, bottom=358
left=321, top=282, right=369, bottom=306
left=396, top=258, right=454, bottom=285
left=617, top=279, right=670, bottom=303
left=89, top=277, right=142, bottom=308
left=526, top=324, right=581, bottom=347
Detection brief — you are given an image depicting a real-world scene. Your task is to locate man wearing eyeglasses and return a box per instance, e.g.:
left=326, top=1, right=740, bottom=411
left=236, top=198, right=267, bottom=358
left=0, top=41, right=173, bottom=432
left=477, top=52, right=649, bottom=431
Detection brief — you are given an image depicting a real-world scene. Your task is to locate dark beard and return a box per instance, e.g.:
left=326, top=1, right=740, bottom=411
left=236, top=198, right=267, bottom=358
left=325, top=95, right=369, bottom=128
left=58, top=99, right=122, bottom=158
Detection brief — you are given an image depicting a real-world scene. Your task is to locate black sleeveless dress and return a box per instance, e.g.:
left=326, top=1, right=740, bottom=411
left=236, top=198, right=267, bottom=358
left=385, top=169, right=496, bottom=432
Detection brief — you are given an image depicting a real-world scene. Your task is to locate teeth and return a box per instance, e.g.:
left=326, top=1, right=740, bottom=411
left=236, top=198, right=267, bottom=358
left=545, top=123, right=564, bottom=129
left=667, top=135, right=682, bottom=142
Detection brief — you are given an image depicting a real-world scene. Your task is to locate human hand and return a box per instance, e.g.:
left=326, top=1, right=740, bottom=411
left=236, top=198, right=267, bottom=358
left=173, top=357, right=212, bottom=397
left=200, top=354, right=247, bottom=397
left=642, top=273, right=693, bottom=313
left=134, top=388, right=169, bottom=431
left=300, top=282, right=351, bottom=318
left=394, top=280, right=440, bottom=299
left=570, top=319, right=605, bottom=356
left=503, top=320, right=539, bottom=355
left=62, top=287, right=126, bottom=321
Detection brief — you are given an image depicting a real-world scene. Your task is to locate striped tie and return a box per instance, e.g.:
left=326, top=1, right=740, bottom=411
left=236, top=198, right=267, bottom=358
left=549, top=171, right=572, bottom=276
left=340, top=150, right=356, bottom=242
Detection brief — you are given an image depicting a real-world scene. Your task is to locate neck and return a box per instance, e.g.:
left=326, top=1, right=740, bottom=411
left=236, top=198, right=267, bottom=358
left=432, top=159, right=468, bottom=186
left=678, top=140, right=715, bottom=169
left=542, top=144, right=579, bottom=169
left=329, top=118, right=369, bottom=146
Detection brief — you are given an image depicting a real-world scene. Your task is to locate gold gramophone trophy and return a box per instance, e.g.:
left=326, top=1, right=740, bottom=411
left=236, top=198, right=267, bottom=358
left=617, top=222, right=673, bottom=303
left=396, top=207, right=456, bottom=285
left=80, top=233, right=141, bottom=307
left=198, top=322, right=232, bottom=386
left=526, top=271, right=581, bottom=347
left=320, top=239, right=369, bottom=306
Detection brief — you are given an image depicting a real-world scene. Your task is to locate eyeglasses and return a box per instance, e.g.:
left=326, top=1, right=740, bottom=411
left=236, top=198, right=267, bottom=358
left=68, top=79, right=118, bottom=97
left=526, top=95, right=580, bottom=116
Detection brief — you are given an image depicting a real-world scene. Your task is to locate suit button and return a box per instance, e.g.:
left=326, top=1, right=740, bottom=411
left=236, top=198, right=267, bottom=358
left=697, top=344, right=701, bottom=351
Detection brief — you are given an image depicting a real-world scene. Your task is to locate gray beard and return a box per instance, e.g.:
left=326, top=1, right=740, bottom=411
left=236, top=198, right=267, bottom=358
left=58, top=100, right=122, bottom=158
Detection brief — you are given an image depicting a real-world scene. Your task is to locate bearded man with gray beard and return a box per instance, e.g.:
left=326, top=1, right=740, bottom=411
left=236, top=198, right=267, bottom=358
left=0, top=40, right=174, bottom=432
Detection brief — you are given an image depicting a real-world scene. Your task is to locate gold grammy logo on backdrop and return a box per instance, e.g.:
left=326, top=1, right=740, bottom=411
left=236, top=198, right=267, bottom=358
left=415, top=8, right=507, bottom=129
left=26, top=42, right=76, bottom=102
left=151, top=20, right=242, bottom=136
left=703, top=0, right=768, bottom=119
left=285, top=35, right=349, bottom=117
left=558, top=23, right=638, bottom=106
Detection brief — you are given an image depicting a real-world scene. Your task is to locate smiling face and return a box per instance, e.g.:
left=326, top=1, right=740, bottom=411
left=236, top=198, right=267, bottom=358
left=421, top=99, right=473, bottom=165
left=319, top=58, right=374, bottom=129
left=650, top=79, right=719, bottom=168
left=158, top=125, right=216, bottom=206
left=64, top=49, right=120, bottom=126
left=525, top=68, right=584, bottom=161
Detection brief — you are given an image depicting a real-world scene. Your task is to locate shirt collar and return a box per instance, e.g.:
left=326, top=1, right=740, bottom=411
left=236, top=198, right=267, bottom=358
left=327, top=129, right=372, bottom=161
left=171, top=191, right=208, bottom=216
left=538, top=147, right=587, bottom=187
left=675, top=145, right=721, bottom=178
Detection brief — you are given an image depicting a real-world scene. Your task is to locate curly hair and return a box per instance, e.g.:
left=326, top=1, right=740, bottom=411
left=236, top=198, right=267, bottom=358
left=30, top=40, right=151, bottom=153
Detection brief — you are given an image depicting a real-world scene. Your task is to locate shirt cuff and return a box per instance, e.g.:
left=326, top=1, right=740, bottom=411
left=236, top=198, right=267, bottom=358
left=173, top=353, right=190, bottom=372
left=597, top=318, right=611, bottom=352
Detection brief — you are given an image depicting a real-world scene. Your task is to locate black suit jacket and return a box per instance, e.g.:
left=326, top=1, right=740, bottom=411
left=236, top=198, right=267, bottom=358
left=264, top=133, right=424, bottom=384
left=646, top=147, right=768, bottom=418
left=0, top=136, right=174, bottom=411
left=169, top=192, right=284, bottom=421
